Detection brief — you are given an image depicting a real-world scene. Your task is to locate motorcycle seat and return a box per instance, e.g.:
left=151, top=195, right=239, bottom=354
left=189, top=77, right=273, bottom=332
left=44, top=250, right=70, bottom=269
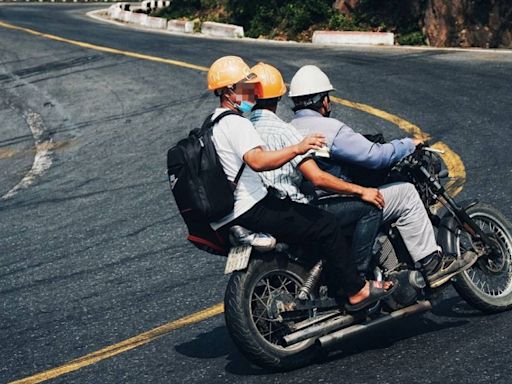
left=229, top=225, right=277, bottom=252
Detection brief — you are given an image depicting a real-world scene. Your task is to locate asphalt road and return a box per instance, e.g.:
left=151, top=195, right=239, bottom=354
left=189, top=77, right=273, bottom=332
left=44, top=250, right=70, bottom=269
left=0, top=4, right=511, bottom=384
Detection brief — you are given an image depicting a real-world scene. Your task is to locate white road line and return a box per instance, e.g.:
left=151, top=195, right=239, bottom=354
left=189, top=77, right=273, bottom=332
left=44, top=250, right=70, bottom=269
left=2, top=110, right=53, bottom=200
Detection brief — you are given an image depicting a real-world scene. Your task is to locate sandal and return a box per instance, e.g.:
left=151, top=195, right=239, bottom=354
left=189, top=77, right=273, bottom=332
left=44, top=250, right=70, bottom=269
left=344, top=280, right=398, bottom=313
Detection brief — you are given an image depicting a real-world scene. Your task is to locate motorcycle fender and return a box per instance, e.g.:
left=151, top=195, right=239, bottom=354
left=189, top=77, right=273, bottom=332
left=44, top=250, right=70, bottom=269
left=437, top=200, right=478, bottom=256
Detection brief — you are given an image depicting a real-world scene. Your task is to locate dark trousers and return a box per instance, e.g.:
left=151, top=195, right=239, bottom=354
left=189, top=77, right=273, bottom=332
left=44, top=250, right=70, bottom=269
left=316, top=196, right=382, bottom=276
left=233, top=194, right=365, bottom=296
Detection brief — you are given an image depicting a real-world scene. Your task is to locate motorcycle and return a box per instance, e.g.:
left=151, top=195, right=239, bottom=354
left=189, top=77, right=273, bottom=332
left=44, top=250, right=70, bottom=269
left=222, top=146, right=512, bottom=371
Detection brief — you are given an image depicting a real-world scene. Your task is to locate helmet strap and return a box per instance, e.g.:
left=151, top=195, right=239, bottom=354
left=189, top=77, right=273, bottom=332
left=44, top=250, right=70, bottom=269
left=218, top=88, right=243, bottom=114
left=322, top=95, right=332, bottom=117
left=292, top=92, right=328, bottom=113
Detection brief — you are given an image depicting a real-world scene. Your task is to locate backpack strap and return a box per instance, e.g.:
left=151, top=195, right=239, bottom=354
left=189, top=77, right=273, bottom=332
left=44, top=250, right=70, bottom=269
left=205, top=110, right=245, bottom=186
left=200, top=113, right=215, bottom=131
left=201, top=110, right=238, bottom=131
left=233, top=163, right=246, bottom=185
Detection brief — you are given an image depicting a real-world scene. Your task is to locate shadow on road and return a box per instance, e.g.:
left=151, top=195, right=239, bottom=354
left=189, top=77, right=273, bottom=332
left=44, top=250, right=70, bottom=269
left=323, top=312, right=469, bottom=364
left=175, top=326, right=232, bottom=359
left=174, top=326, right=270, bottom=375
left=174, top=296, right=480, bottom=376
left=430, top=295, right=489, bottom=318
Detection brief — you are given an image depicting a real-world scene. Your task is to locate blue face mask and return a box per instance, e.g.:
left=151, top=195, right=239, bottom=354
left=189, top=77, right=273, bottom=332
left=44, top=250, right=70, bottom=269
left=236, top=100, right=255, bottom=114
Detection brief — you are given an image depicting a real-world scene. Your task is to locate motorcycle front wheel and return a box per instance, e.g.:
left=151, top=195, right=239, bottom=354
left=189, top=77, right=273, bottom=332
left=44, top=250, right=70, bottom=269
left=453, top=203, right=512, bottom=313
left=224, top=252, right=320, bottom=371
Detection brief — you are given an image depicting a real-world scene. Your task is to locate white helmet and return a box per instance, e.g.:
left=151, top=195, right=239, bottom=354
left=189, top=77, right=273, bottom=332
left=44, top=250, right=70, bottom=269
left=289, top=65, right=334, bottom=98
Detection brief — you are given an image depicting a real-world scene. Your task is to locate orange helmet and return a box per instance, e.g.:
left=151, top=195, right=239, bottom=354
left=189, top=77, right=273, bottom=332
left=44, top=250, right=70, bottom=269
left=207, top=56, right=259, bottom=91
left=250, top=62, right=287, bottom=99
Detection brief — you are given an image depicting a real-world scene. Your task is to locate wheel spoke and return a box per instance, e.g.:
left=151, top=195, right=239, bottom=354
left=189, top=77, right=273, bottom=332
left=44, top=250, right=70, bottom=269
left=252, top=289, right=269, bottom=308
left=460, top=212, right=512, bottom=298
left=250, top=270, right=305, bottom=347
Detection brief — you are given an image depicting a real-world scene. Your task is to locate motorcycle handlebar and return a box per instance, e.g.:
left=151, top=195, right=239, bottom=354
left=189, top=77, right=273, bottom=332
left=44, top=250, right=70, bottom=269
left=423, top=146, right=445, bottom=154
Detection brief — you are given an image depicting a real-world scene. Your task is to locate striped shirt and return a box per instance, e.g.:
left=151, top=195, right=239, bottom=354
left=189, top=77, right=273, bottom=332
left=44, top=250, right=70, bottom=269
left=249, top=109, right=311, bottom=204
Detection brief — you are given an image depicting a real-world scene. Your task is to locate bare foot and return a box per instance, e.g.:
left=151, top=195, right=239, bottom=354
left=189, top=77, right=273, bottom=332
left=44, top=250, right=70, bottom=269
left=348, top=280, right=392, bottom=305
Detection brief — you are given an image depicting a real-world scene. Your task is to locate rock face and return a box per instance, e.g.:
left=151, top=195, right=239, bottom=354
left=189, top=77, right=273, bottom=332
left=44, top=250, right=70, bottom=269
left=423, top=0, right=512, bottom=48
left=332, top=0, right=512, bottom=48
left=333, top=0, right=360, bottom=15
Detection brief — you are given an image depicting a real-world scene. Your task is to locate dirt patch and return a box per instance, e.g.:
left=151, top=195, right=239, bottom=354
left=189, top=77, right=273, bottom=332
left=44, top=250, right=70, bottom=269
left=0, top=140, right=76, bottom=160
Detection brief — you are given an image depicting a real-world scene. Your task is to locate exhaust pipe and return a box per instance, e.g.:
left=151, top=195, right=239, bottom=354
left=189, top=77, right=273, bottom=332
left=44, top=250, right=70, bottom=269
left=283, top=313, right=357, bottom=347
left=317, top=300, right=432, bottom=349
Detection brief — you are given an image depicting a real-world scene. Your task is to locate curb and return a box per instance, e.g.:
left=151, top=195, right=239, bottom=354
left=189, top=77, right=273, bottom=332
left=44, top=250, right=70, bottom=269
left=142, top=14, right=166, bottom=29
left=201, top=21, right=243, bottom=38
left=88, top=8, right=512, bottom=55
left=167, top=19, right=194, bottom=34
left=106, top=3, right=245, bottom=36
left=88, top=8, right=300, bottom=46
left=108, top=4, right=169, bottom=30
left=313, top=31, right=394, bottom=46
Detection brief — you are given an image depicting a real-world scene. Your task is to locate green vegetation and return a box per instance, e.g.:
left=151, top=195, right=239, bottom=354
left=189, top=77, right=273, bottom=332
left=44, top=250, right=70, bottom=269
left=228, top=0, right=333, bottom=39
left=152, top=0, right=229, bottom=23
left=398, top=31, right=425, bottom=46
left=328, top=13, right=363, bottom=32
left=351, top=0, right=425, bottom=45
left=153, top=0, right=427, bottom=45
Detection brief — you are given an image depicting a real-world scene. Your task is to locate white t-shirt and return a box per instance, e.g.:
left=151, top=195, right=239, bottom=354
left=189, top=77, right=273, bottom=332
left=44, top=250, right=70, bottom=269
left=210, top=108, right=268, bottom=230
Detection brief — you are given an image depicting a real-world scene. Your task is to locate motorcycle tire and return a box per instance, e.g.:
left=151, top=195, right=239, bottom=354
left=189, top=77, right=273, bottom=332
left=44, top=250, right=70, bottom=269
left=452, top=203, right=512, bottom=313
left=224, top=252, right=320, bottom=371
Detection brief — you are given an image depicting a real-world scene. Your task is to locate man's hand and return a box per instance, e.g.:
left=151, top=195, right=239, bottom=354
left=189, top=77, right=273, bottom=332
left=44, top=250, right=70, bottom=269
left=295, top=134, right=326, bottom=155
left=412, top=138, right=424, bottom=147
left=361, top=187, right=385, bottom=209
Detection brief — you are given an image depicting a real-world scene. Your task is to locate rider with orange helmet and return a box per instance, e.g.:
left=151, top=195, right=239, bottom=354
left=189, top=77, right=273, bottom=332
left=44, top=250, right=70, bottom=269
left=206, top=56, right=395, bottom=311
left=208, top=56, right=262, bottom=113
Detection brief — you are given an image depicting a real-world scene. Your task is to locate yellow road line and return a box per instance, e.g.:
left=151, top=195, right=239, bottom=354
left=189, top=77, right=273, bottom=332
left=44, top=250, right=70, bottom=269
left=0, top=19, right=465, bottom=194
left=331, top=96, right=431, bottom=141
left=1, top=18, right=465, bottom=383
left=431, top=141, right=466, bottom=197
left=0, top=21, right=209, bottom=72
left=331, top=96, right=466, bottom=196
left=9, top=304, right=224, bottom=384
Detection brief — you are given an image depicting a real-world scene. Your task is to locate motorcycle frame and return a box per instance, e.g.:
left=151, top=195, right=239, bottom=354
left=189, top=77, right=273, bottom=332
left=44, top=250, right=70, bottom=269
left=415, top=161, right=498, bottom=256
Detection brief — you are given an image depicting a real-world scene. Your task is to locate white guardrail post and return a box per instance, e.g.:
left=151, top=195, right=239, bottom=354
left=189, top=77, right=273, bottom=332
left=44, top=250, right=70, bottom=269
left=201, top=21, right=244, bottom=38
left=312, top=31, right=395, bottom=46
left=167, top=20, right=195, bottom=34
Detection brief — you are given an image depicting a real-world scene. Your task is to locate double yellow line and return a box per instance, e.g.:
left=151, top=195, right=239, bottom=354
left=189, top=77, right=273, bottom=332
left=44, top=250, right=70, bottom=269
left=0, top=18, right=465, bottom=384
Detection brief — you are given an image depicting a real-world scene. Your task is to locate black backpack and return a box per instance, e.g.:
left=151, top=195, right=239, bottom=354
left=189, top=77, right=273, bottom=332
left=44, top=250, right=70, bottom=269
left=167, top=111, right=245, bottom=255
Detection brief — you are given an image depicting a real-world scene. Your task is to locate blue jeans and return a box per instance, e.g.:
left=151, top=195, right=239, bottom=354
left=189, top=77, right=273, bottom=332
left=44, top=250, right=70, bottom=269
left=316, top=196, right=383, bottom=276
left=234, top=194, right=366, bottom=295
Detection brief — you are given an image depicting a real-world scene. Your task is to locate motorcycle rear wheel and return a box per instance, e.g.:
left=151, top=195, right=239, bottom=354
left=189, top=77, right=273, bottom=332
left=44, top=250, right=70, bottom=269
left=224, top=252, right=320, bottom=371
left=453, top=203, right=512, bottom=313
